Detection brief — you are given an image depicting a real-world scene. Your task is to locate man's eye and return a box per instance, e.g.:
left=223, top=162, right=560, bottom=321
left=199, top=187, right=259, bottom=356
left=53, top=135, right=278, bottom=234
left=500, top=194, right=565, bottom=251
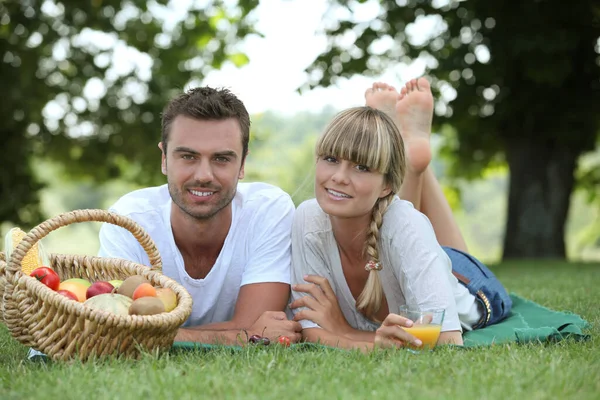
left=215, top=157, right=229, bottom=162
left=182, top=154, right=195, bottom=160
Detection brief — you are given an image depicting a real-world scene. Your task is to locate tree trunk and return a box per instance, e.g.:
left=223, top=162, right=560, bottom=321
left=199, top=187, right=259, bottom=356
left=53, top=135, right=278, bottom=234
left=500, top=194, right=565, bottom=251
left=503, top=139, right=580, bottom=259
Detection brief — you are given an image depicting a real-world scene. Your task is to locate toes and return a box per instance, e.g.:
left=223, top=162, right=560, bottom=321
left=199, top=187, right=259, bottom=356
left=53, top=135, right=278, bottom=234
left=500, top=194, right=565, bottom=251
left=410, top=79, right=418, bottom=91
left=373, top=82, right=386, bottom=91
left=415, top=77, right=431, bottom=92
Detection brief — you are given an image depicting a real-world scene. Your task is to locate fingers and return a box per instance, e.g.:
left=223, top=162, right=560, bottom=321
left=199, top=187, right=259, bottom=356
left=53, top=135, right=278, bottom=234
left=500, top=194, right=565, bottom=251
left=381, top=313, right=414, bottom=328
left=376, top=324, right=422, bottom=347
left=263, top=319, right=303, bottom=343
left=289, top=295, right=320, bottom=311
left=292, top=281, right=327, bottom=303
left=374, top=335, right=403, bottom=349
left=291, top=309, right=317, bottom=322
left=302, top=275, right=336, bottom=300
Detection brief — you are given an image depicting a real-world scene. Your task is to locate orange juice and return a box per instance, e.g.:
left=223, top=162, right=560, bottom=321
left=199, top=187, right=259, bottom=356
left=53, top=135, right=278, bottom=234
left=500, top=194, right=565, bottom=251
left=403, top=324, right=442, bottom=348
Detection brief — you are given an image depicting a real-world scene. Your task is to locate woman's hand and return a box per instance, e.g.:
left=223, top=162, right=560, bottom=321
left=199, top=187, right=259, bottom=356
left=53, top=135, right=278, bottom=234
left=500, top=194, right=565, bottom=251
left=374, top=313, right=422, bottom=348
left=290, top=275, right=353, bottom=336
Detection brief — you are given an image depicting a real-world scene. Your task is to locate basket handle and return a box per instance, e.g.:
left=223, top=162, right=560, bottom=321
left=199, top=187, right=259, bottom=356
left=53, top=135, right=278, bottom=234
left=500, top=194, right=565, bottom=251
left=6, top=209, right=162, bottom=275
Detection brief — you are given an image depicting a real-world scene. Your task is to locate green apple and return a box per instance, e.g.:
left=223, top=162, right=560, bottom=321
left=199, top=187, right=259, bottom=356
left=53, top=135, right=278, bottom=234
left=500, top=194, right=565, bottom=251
left=62, top=278, right=92, bottom=288
left=108, top=279, right=124, bottom=289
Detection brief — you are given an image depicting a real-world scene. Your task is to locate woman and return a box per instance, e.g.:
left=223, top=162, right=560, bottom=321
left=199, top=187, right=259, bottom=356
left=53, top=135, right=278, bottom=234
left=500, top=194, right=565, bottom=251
left=289, top=78, right=511, bottom=350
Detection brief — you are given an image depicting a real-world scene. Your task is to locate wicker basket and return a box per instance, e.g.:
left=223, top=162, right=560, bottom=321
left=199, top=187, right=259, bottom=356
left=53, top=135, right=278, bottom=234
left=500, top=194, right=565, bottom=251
left=0, top=209, right=193, bottom=361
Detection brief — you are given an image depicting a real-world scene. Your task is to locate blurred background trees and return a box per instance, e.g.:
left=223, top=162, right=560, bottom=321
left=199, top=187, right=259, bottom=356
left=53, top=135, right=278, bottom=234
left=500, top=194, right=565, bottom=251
left=1, top=0, right=258, bottom=224
left=1, top=0, right=598, bottom=261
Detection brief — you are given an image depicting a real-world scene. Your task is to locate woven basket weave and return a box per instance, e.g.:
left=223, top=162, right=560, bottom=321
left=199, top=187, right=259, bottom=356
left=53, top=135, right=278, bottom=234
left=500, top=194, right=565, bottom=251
left=0, top=209, right=193, bottom=361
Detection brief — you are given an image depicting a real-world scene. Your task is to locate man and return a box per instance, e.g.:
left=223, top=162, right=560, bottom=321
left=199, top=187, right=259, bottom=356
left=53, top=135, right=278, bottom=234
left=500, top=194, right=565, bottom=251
left=98, top=87, right=302, bottom=345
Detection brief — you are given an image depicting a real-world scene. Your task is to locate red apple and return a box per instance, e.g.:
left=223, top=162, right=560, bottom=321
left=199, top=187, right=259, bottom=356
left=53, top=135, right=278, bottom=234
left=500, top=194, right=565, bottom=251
left=57, top=289, right=79, bottom=301
left=86, top=281, right=115, bottom=300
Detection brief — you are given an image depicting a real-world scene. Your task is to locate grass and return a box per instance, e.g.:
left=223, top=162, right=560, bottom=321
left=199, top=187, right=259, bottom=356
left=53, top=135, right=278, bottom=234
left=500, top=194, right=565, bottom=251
left=0, top=261, right=598, bottom=400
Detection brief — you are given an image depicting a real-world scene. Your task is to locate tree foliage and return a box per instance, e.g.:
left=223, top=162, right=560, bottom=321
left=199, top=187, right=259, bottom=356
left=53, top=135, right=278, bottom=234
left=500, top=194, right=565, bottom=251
left=1, top=0, right=258, bottom=225
left=303, top=0, right=600, bottom=258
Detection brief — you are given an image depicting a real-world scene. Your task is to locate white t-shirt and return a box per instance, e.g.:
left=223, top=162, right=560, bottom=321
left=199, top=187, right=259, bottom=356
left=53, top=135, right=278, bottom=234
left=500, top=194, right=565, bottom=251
left=290, top=197, right=481, bottom=333
left=98, top=182, right=295, bottom=327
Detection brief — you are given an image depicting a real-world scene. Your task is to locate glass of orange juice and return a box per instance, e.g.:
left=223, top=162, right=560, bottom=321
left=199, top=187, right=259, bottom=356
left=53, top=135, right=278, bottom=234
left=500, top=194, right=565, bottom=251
left=398, top=306, right=445, bottom=351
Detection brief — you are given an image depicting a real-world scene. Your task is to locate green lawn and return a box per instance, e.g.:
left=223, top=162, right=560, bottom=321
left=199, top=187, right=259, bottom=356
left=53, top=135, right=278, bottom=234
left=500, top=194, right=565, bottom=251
left=1, top=261, right=598, bottom=400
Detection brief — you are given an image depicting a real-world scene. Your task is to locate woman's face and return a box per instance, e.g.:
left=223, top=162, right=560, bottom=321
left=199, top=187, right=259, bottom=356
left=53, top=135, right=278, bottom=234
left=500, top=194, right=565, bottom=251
left=315, top=155, right=391, bottom=220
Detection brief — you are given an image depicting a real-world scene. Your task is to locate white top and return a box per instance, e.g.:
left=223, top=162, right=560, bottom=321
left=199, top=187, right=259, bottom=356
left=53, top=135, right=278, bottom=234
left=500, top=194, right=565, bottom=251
left=290, top=198, right=482, bottom=333
left=98, top=182, right=295, bottom=327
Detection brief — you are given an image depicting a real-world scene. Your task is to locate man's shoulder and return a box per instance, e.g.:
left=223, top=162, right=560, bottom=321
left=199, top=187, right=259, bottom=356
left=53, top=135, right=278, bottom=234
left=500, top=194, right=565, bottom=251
left=109, top=185, right=170, bottom=218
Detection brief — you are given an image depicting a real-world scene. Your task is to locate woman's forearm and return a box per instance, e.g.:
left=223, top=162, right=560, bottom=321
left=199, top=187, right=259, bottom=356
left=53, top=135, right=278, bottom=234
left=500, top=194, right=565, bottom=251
left=438, top=330, right=463, bottom=346
left=303, top=328, right=373, bottom=352
left=341, top=328, right=376, bottom=343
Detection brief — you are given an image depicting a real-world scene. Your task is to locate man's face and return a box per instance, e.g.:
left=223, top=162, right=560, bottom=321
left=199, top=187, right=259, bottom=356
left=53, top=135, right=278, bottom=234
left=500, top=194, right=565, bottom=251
left=160, top=115, right=245, bottom=221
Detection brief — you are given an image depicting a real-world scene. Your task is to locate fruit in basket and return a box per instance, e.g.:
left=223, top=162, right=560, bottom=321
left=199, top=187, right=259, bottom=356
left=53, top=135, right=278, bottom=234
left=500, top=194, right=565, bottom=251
left=62, top=278, right=92, bottom=288
left=117, top=275, right=150, bottom=298
left=86, top=281, right=115, bottom=300
left=57, top=289, right=79, bottom=301
left=156, top=288, right=178, bottom=312
left=59, top=281, right=89, bottom=302
left=30, top=267, right=60, bottom=291
left=129, top=297, right=165, bottom=315
left=84, top=293, right=133, bottom=316
left=132, top=283, right=157, bottom=300
left=4, top=227, right=50, bottom=275
left=108, top=279, right=124, bottom=289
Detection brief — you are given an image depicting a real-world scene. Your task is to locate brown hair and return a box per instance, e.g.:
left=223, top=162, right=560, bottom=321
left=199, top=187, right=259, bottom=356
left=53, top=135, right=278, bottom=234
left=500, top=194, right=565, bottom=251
left=161, top=87, right=250, bottom=159
left=316, top=107, right=406, bottom=320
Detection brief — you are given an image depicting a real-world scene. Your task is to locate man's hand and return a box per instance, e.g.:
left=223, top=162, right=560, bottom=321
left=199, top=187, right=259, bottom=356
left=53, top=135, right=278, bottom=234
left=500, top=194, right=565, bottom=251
left=290, top=275, right=353, bottom=336
left=247, top=311, right=302, bottom=343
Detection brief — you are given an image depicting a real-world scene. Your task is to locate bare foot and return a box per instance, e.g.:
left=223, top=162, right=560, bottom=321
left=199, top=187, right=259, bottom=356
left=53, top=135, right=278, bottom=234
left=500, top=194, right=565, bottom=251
left=395, top=78, right=433, bottom=174
left=365, top=82, right=399, bottom=118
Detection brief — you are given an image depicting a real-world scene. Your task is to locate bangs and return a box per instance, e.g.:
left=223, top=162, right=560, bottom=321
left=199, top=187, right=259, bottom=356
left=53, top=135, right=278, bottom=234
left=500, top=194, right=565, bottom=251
left=316, top=108, right=394, bottom=174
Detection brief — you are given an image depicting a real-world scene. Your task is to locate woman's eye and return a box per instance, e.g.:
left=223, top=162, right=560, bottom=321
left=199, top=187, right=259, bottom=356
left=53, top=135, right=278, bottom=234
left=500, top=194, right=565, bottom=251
left=356, top=164, right=370, bottom=172
left=323, top=156, right=337, bottom=163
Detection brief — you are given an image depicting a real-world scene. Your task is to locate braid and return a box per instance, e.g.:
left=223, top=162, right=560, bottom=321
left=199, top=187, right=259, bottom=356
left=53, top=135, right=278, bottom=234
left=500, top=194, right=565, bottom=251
left=356, top=195, right=394, bottom=321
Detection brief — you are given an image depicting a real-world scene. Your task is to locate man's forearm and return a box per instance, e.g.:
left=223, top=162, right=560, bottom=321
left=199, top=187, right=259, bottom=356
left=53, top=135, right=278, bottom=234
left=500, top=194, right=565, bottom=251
left=175, top=321, right=252, bottom=345
left=175, top=326, right=248, bottom=345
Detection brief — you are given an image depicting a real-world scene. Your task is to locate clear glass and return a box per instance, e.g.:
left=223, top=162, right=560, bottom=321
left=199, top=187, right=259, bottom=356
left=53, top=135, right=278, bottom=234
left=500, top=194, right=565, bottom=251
left=397, top=306, right=445, bottom=350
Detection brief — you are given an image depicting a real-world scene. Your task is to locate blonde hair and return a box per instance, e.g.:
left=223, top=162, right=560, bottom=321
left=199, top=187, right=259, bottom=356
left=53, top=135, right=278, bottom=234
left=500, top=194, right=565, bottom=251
left=316, top=107, right=407, bottom=321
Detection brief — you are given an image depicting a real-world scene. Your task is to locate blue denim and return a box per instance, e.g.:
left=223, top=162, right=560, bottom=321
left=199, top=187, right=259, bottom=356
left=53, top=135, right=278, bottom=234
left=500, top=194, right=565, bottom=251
left=442, top=246, right=512, bottom=329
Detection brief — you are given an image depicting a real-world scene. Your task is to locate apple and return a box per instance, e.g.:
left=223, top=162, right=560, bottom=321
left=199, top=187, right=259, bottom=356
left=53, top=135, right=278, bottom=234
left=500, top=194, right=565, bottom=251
left=155, top=287, right=177, bottom=312
left=57, top=289, right=78, bottom=301
left=86, top=281, right=115, bottom=300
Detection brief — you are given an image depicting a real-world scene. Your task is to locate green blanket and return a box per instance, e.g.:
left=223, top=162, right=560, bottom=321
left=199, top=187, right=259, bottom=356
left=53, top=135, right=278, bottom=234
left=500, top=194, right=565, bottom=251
left=172, top=293, right=590, bottom=353
left=462, top=293, right=589, bottom=347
